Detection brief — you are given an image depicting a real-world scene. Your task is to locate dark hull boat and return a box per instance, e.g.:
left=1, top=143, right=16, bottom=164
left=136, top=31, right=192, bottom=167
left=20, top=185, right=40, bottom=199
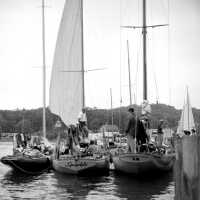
left=1, top=154, right=51, bottom=175
left=1, top=135, right=53, bottom=174
left=113, top=152, right=175, bottom=176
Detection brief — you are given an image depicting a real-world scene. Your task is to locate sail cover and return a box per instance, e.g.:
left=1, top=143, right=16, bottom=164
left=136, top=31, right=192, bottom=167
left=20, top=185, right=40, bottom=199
left=177, top=89, right=195, bottom=136
left=49, top=0, right=83, bottom=126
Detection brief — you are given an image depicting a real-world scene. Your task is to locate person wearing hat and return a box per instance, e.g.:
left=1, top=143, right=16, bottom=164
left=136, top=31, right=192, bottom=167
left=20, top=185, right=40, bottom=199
left=125, top=107, right=137, bottom=153
left=157, top=119, right=164, bottom=146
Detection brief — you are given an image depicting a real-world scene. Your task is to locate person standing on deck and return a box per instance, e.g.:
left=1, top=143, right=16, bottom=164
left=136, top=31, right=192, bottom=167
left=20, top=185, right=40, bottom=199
left=157, top=119, right=164, bottom=146
left=125, top=107, right=137, bottom=153
left=78, top=108, right=88, bottom=138
left=140, top=115, right=150, bottom=141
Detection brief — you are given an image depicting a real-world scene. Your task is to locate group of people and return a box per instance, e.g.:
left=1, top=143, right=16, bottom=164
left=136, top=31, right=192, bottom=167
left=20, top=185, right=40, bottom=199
left=58, top=106, right=169, bottom=156
left=14, top=132, right=30, bottom=151
left=183, top=128, right=196, bottom=136
left=57, top=108, right=98, bottom=157
left=125, top=107, right=166, bottom=153
left=77, top=108, right=89, bottom=138
left=14, top=132, right=52, bottom=155
left=125, top=107, right=149, bottom=153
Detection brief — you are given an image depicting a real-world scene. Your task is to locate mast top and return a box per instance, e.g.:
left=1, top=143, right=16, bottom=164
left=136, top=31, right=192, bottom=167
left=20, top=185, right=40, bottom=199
left=142, top=0, right=147, bottom=101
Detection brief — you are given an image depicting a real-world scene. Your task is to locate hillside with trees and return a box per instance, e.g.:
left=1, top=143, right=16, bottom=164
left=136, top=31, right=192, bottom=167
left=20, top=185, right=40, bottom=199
left=0, top=103, right=200, bottom=139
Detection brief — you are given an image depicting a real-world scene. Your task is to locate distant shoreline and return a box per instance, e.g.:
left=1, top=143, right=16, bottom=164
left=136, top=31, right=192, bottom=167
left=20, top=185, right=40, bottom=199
left=0, top=138, right=13, bottom=142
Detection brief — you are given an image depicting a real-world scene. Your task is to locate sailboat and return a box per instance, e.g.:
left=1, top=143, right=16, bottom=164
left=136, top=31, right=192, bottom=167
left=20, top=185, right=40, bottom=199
left=177, top=87, right=196, bottom=137
left=0, top=0, right=52, bottom=174
left=49, top=0, right=109, bottom=175
left=112, top=0, right=175, bottom=175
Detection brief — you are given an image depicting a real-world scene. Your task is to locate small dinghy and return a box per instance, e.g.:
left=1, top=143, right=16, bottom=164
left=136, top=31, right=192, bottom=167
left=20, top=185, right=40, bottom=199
left=1, top=153, right=50, bottom=175
left=1, top=134, right=52, bottom=174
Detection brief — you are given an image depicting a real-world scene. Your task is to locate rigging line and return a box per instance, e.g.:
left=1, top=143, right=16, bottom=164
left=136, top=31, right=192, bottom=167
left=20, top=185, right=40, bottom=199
left=149, top=0, right=153, bottom=29
left=149, top=0, right=157, bottom=103
left=121, top=24, right=169, bottom=29
left=60, top=67, right=107, bottom=72
left=128, top=0, right=140, bottom=106
left=127, top=40, right=132, bottom=105
left=160, top=0, right=169, bottom=21
left=85, top=71, right=94, bottom=110
left=152, top=62, right=159, bottom=103
left=85, top=68, right=107, bottom=72
left=149, top=15, right=159, bottom=104
left=133, top=0, right=140, bottom=106
left=127, top=37, right=135, bottom=105
left=133, top=33, right=142, bottom=105
left=84, top=71, right=107, bottom=110
left=138, top=0, right=140, bottom=27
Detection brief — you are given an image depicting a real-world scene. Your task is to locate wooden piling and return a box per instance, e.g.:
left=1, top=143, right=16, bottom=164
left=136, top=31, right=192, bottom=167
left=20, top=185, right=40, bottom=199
left=175, top=136, right=200, bottom=200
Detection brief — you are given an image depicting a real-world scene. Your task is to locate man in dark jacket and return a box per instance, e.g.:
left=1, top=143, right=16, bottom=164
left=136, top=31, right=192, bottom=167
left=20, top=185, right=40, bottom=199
left=125, top=107, right=136, bottom=153
left=136, top=118, right=149, bottom=145
left=157, top=119, right=164, bottom=146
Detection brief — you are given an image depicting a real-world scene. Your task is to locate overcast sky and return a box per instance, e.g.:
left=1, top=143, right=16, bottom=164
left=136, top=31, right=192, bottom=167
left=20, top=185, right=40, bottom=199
left=0, top=0, right=200, bottom=110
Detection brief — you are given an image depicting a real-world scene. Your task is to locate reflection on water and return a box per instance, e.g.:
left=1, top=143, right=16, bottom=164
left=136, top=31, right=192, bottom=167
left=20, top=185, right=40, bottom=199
left=113, top=172, right=174, bottom=200
left=0, top=142, right=174, bottom=200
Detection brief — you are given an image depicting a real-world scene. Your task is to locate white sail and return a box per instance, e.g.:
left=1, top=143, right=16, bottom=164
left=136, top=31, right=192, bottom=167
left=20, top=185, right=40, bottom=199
left=49, top=0, right=83, bottom=125
left=177, top=88, right=195, bottom=136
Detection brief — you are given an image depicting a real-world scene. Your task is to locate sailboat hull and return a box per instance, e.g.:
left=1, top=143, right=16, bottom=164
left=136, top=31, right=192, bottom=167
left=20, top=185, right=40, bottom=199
left=1, top=155, right=51, bottom=174
left=113, top=153, right=175, bottom=175
left=52, top=156, right=110, bottom=175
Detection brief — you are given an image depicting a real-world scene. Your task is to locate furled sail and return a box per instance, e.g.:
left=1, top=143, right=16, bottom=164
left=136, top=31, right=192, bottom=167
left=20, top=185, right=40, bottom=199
left=49, top=0, right=83, bottom=126
left=177, top=88, right=195, bottom=136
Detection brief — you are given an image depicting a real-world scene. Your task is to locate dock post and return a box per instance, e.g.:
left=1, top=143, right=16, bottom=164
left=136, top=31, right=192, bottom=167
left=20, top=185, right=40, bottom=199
left=175, top=136, right=200, bottom=200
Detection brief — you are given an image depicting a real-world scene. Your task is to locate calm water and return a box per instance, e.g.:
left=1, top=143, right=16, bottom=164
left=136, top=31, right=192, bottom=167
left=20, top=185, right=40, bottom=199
left=0, top=142, right=174, bottom=200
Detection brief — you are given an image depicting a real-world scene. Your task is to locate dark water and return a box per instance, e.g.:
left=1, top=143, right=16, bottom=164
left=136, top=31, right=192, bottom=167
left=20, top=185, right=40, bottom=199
left=0, top=142, right=174, bottom=200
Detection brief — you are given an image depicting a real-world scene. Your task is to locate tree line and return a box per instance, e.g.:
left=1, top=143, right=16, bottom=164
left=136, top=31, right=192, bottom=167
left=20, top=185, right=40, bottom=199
left=0, top=103, right=200, bottom=139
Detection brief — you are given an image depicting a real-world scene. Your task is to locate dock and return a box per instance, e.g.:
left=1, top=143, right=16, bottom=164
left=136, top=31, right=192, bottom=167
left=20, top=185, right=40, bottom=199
left=175, top=135, right=200, bottom=200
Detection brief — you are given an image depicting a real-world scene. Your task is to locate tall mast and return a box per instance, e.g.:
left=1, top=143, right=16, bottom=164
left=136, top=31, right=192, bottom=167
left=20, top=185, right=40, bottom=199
left=142, top=0, right=147, bottom=100
left=42, top=0, right=46, bottom=138
left=186, top=87, right=190, bottom=131
left=122, top=0, right=168, bottom=101
left=81, top=0, right=85, bottom=108
left=127, top=40, right=132, bottom=105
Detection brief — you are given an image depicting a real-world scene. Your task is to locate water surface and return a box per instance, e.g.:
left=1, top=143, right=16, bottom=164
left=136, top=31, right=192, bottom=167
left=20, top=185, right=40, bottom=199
left=0, top=142, right=174, bottom=200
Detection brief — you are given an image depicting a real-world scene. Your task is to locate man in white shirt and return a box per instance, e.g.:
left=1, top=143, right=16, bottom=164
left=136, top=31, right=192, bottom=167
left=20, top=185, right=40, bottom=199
left=78, top=108, right=87, bottom=125
left=78, top=108, right=88, bottom=138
